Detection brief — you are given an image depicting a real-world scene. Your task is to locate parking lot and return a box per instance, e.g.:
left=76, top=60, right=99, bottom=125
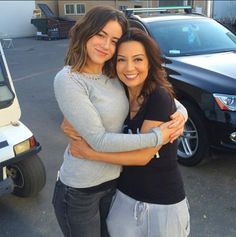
left=0, top=37, right=235, bottom=237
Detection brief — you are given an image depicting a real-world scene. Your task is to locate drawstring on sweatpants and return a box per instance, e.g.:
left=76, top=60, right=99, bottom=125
left=134, top=201, right=148, bottom=226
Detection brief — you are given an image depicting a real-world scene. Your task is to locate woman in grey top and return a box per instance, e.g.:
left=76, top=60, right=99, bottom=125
left=53, top=6, right=187, bottom=237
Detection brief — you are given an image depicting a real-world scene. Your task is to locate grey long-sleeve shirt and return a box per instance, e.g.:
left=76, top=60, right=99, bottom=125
left=54, top=66, right=187, bottom=188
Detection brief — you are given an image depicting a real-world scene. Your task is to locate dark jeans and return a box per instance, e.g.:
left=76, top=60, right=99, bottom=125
left=52, top=179, right=116, bottom=237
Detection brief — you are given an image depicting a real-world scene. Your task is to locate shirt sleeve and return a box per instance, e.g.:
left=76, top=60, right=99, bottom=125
left=54, top=70, right=158, bottom=152
left=174, top=99, right=188, bottom=122
left=145, top=87, right=175, bottom=122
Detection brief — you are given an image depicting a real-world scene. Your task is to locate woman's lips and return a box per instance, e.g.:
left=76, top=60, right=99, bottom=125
left=124, top=74, right=138, bottom=80
left=96, top=48, right=108, bottom=56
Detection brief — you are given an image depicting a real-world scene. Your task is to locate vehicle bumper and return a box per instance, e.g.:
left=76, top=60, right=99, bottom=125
left=0, top=177, right=14, bottom=196
left=208, top=112, right=236, bottom=152
left=0, top=142, right=41, bottom=167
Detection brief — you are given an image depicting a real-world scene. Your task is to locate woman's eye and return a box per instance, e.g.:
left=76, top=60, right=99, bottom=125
left=117, top=58, right=125, bottom=62
left=97, top=33, right=105, bottom=38
left=135, top=58, right=143, bottom=62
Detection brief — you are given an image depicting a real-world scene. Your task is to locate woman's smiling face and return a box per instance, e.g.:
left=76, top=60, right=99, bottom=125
left=85, top=20, right=122, bottom=72
left=116, top=40, right=149, bottom=91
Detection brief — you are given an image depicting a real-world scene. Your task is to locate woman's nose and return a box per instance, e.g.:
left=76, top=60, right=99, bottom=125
left=101, top=38, right=110, bottom=49
left=126, top=60, right=135, bottom=71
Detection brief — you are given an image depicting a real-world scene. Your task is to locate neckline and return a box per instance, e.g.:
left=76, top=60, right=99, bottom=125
left=81, top=72, right=103, bottom=80
left=65, top=66, right=103, bottom=80
left=129, top=107, right=143, bottom=120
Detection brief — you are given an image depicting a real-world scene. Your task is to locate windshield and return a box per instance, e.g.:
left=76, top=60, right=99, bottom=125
left=147, top=18, right=236, bottom=57
left=0, top=51, right=15, bottom=109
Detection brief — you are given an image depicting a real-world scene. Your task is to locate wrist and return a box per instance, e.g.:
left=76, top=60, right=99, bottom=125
left=152, top=127, right=163, bottom=146
left=88, top=149, right=102, bottom=161
left=87, top=150, right=95, bottom=160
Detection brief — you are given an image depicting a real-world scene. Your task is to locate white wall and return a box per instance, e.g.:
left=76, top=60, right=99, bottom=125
left=213, top=0, right=236, bottom=19
left=0, top=1, right=36, bottom=38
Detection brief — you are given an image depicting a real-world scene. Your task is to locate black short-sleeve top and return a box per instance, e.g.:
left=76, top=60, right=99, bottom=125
left=118, top=87, right=185, bottom=204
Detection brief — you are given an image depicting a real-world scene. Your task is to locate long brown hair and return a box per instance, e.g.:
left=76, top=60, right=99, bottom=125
left=65, top=6, right=128, bottom=78
left=114, top=28, right=175, bottom=103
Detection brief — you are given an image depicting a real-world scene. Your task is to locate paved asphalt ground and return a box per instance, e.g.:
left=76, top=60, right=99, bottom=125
left=0, top=37, right=235, bottom=237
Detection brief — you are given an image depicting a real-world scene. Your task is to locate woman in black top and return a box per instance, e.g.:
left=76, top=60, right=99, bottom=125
left=66, top=28, right=190, bottom=237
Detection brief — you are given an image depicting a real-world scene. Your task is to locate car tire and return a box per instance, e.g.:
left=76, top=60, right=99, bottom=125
left=177, top=102, right=209, bottom=166
left=7, top=155, right=46, bottom=197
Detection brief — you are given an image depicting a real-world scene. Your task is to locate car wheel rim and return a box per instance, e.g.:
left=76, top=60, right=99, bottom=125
left=7, top=166, right=25, bottom=188
left=177, top=118, right=198, bottom=159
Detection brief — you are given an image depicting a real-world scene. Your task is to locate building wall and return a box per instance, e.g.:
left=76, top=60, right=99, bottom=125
left=1, top=0, right=232, bottom=38
left=0, top=1, right=36, bottom=37
left=159, top=0, right=187, bottom=7
left=58, top=1, right=112, bottom=21
left=213, top=1, right=236, bottom=20
left=58, top=1, right=157, bottom=21
left=35, top=0, right=59, bottom=16
left=192, top=0, right=207, bottom=15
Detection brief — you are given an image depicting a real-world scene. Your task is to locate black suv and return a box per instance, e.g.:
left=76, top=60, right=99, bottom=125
left=124, top=6, right=236, bottom=166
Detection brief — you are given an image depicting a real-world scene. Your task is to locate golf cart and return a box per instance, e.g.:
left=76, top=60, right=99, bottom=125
left=0, top=42, right=46, bottom=197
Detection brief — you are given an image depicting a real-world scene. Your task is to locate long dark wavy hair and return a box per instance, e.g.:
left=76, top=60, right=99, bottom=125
left=114, top=28, right=175, bottom=105
left=65, top=6, right=128, bottom=78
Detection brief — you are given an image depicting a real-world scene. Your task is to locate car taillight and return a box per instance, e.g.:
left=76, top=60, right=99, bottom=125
left=29, top=136, right=37, bottom=148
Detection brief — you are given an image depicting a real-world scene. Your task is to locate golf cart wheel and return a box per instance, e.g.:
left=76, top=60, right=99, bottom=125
left=7, top=155, right=46, bottom=197
left=177, top=102, right=209, bottom=166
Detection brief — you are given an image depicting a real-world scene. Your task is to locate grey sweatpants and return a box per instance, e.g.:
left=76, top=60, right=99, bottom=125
left=106, top=190, right=190, bottom=237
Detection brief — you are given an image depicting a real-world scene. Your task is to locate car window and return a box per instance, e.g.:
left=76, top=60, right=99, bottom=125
left=147, top=18, right=236, bottom=56
left=0, top=51, right=15, bottom=109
